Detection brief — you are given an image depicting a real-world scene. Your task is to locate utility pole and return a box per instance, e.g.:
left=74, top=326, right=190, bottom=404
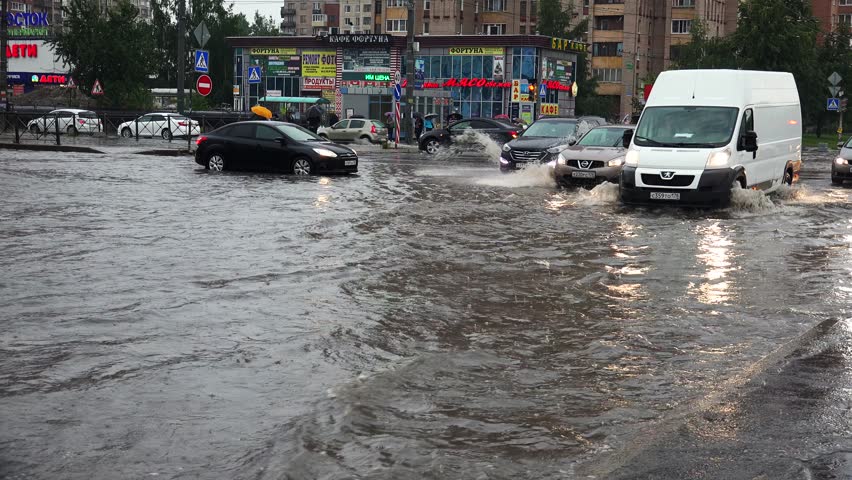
left=403, top=0, right=415, bottom=144
left=176, top=0, right=185, bottom=113
left=0, top=0, right=9, bottom=118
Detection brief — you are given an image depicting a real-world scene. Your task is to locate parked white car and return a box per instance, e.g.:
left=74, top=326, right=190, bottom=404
left=318, top=118, right=387, bottom=144
left=27, top=109, right=101, bottom=135
left=117, top=113, right=201, bottom=140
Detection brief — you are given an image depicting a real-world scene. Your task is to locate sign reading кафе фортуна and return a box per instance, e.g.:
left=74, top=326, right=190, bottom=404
left=324, top=34, right=391, bottom=44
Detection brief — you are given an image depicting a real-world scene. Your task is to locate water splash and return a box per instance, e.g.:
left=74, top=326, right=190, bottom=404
left=729, top=186, right=777, bottom=212
left=475, top=164, right=556, bottom=188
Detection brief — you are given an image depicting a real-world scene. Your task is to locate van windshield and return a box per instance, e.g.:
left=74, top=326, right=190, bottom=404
left=634, top=106, right=739, bottom=148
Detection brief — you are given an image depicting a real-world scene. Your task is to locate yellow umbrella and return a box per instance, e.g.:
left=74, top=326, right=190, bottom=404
left=251, top=105, right=272, bottom=120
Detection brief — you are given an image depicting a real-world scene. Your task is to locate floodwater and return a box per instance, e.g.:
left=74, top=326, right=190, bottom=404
left=0, top=145, right=850, bottom=479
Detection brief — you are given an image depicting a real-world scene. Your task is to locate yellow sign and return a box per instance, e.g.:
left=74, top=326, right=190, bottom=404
left=301, top=50, right=337, bottom=77
left=449, top=47, right=504, bottom=55
left=572, top=82, right=578, bottom=96
left=540, top=103, right=559, bottom=116
left=511, top=79, right=520, bottom=102
left=550, top=38, right=589, bottom=54
left=250, top=48, right=298, bottom=56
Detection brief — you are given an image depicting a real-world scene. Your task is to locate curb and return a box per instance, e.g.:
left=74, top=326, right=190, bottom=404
left=0, top=142, right=104, bottom=154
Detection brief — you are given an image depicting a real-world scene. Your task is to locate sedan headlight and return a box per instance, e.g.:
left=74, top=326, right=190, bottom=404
left=502, top=144, right=512, bottom=152
left=835, top=157, right=849, bottom=165
left=608, top=156, right=625, bottom=167
left=547, top=144, right=569, bottom=154
left=706, top=149, right=731, bottom=169
left=625, top=150, right=639, bottom=166
left=312, top=148, right=338, bottom=158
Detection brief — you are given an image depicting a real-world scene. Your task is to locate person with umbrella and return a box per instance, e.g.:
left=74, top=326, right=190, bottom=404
left=385, top=111, right=395, bottom=142
left=251, top=105, right=272, bottom=121
left=424, top=113, right=437, bottom=132
left=306, top=104, right=323, bottom=132
left=413, top=112, right=424, bottom=140
left=447, top=110, right=462, bottom=124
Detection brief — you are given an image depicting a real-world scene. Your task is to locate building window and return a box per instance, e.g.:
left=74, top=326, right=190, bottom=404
left=520, top=25, right=526, bottom=34
left=520, top=0, right=526, bottom=15
left=300, top=27, right=308, bottom=34
left=595, top=15, right=624, bottom=30
left=344, top=5, right=351, bottom=12
left=530, top=0, right=537, bottom=17
left=386, top=19, right=407, bottom=31
left=312, top=14, right=325, bottom=22
left=670, top=45, right=684, bottom=61
left=375, top=0, right=382, bottom=13
left=592, top=68, right=622, bottom=83
left=423, top=21, right=430, bottom=33
left=841, top=14, right=852, bottom=26
left=424, top=0, right=431, bottom=9
left=313, top=2, right=320, bottom=10
left=593, top=42, right=623, bottom=56
left=387, top=0, right=404, bottom=6
left=672, top=19, right=692, bottom=33
left=672, top=0, right=694, bottom=6
left=363, top=16, right=370, bottom=24
left=596, top=0, right=624, bottom=3
left=363, top=4, right=371, bottom=11
left=841, top=0, right=852, bottom=5
left=300, top=15, right=306, bottom=22
left=483, top=23, right=506, bottom=34
left=484, top=0, right=505, bottom=11
left=10, top=1, right=27, bottom=11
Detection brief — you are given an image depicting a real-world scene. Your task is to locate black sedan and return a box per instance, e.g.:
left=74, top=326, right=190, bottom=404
left=419, top=118, right=519, bottom=154
left=194, top=121, right=358, bottom=175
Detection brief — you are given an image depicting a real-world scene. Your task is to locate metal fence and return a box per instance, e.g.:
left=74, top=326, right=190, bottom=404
left=0, top=108, right=259, bottom=149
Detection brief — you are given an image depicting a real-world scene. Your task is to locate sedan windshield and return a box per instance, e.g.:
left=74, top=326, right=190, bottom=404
left=845, top=136, right=852, bottom=148
left=274, top=123, right=323, bottom=141
left=634, top=106, right=739, bottom=148
left=578, top=128, right=627, bottom=147
left=522, top=120, right=577, bottom=138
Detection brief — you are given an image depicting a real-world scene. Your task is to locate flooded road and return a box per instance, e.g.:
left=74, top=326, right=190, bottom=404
left=0, top=147, right=850, bottom=479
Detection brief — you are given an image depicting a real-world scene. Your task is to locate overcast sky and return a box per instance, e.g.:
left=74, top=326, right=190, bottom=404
left=229, top=0, right=281, bottom=25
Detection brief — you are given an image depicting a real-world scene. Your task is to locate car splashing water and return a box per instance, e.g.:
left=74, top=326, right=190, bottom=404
left=1, top=147, right=850, bottom=480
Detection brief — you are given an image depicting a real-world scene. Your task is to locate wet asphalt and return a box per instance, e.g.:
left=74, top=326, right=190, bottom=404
left=0, top=141, right=851, bottom=479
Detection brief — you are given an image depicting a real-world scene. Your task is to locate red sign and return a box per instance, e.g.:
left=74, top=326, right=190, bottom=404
left=91, top=79, right=103, bottom=96
left=542, top=80, right=572, bottom=92
left=5, top=44, right=36, bottom=58
left=644, top=84, right=653, bottom=102
left=303, top=77, right=334, bottom=90
left=196, top=74, right=212, bottom=96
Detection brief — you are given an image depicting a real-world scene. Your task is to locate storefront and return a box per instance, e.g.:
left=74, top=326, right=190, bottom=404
left=227, top=34, right=587, bottom=124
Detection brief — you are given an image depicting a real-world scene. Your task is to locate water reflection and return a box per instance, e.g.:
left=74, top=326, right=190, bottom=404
left=691, top=222, right=735, bottom=305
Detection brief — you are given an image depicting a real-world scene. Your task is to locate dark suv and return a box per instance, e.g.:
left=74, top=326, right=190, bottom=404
left=499, top=116, right=607, bottom=171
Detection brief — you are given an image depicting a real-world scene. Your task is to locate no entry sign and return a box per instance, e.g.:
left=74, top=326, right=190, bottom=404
left=196, top=74, right=212, bottom=96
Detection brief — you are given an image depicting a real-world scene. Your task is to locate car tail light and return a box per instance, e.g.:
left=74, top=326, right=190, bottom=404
left=510, top=131, right=518, bottom=138
left=178, top=121, right=187, bottom=127
left=371, top=124, right=376, bottom=134
left=78, top=119, right=85, bottom=125
left=196, top=135, right=207, bottom=146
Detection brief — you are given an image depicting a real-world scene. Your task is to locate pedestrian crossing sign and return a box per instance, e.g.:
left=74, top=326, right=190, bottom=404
left=194, top=50, right=209, bottom=73
left=66, top=77, right=76, bottom=88
left=248, top=66, right=262, bottom=84
left=91, top=79, right=104, bottom=96
left=827, top=97, right=840, bottom=111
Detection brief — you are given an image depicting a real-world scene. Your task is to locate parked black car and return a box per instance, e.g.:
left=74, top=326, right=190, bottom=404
left=419, top=118, right=519, bottom=154
left=499, top=116, right=607, bottom=171
left=194, top=121, right=358, bottom=175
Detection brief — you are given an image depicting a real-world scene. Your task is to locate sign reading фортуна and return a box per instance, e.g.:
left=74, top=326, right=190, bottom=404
left=449, top=47, right=504, bottom=55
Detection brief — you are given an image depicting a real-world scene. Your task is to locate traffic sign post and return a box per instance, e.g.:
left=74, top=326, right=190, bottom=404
left=193, top=21, right=210, bottom=48
left=829, top=72, right=845, bottom=146
left=91, top=79, right=104, bottom=96
left=247, top=66, right=262, bottom=84
left=539, top=82, right=547, bottom=98
left=194, top=50, right=209, bottom=73
left=828, top=98, right=840, bottom=111
left=196, top=74, right=212, bottom=96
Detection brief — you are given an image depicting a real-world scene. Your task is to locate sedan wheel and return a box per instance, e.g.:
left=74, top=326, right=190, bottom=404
left=425, top=139, right=441, bottom=154
left=29, top=125, right=40, bottom=135
left=162, top=129, right=172, bottom=140
left=207, top=153, right=225, bottom=172
left=292, top=158, right=312, bottom=175
left=66, top=126, right=77, bottom=135
left=121, top=128, right=133, bottom=138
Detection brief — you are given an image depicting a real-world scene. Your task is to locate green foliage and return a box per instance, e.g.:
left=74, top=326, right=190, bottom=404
left=672, top=19, right=736, bottom=70
left=537, top=0, right=573, bottom=37
left=50, top=0, right=158, bottom=109
left=190, top=93, right=211, bottom=111
left=250, top=11, right=279, bottom=36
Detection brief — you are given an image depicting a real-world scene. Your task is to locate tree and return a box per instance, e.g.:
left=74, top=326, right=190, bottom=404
left=672, top=19, right=736, bottom=70
left=250, top=11, right=279, bottom=36
left=51, top=0, right=158, bottom=108
left=537, top=0, right=574, bottom=37
left=816, top=23, right=852, bottom=136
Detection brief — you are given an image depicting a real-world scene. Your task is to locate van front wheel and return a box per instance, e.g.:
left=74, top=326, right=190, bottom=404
left=783, top=168, right=793, bottom=186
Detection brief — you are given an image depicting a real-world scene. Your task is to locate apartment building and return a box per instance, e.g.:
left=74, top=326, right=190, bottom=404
left=812, top=0, right=852, bottom=42
left=588, top=0, right=736, bottom=120
left=282, top=0, right=340, bottom=36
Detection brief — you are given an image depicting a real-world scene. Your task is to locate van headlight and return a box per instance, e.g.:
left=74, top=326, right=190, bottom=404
left=608, top=156, right=625, bottom=167
left=547, top=144, right=569, bottom=154
left=835, top=157, right=849, bottom=165
left=625, top=150, right=639, bottom=166
left=502, top=144, right=511, bottom=152
left=557, top=152, right=567, bottom=165
left=706, top=149, right=731, bottom=168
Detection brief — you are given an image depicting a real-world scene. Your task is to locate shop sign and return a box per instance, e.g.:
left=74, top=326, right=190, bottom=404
left=250, top=47, right=297, bottom=55
left=304, top=77, right=335, bottom=90
left=342, top=72, right=391, bottom=81
left=540, top=103, right=559, bottom=116
left=267, top=55, right=301, bottom=77
left=301, top=51, right=336, bottom=77
left=343, top=48, right=389, bottom=72
left=550, top=37, right=588, bottom=54
left=266, top=89, right=282, bottom=97
left=6, top=12, right=48, bottom=27
left=5, top=44, right=37, bottom=58
left=554, top=60, right=573, bottom=83
left=493, top=55, right=505, bottom=81
left=233, top=84, right=240, bottom=95
left=325, top=34, right=390, bottom=44
left=9, top=27, right=48, bottom=37
left=449, top=47, right=504, bottom=55
left=427, top=78, right=511, bottom=88
left=542, top=80, right=572, bottom=92
left=511, top=79, right=520, bottom=102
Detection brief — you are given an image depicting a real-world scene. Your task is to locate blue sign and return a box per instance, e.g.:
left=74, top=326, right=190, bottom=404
left=194, top=50, right=209, bottom=73
left=539, top=82, right=547, bottom=98
left=393, top=83, right=402, bottom=101
left=247, top=66, right=262, bottom=84
left=6, top=12, right=48, bottom=27
left=828, top=97, right=840, bottom=111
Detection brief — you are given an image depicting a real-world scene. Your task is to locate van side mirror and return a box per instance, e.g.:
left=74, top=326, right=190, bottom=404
left=741, top=131, right=758, bottom=152
left=622, top=129, right=634, bottom=148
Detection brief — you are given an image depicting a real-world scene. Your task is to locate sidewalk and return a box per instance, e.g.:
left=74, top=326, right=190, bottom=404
left=578, top=318, right=852, bottom=479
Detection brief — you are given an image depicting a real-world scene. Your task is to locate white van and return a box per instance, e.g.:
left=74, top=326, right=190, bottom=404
left=620, top=69, right=802, bottom=207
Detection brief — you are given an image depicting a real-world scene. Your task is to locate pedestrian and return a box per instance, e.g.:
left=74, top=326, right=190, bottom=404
left=328, top=111, right=339, bottom=126
left=424, top=116, right=434, bottom=131
left=415, top=115, right=424, bottom=139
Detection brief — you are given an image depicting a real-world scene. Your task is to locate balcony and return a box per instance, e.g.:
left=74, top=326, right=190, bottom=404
left=312, top=14, right=328, bottom=27
left=280, top=7, right=296, bottom=17
left=281, top=19, right=296, bottom=28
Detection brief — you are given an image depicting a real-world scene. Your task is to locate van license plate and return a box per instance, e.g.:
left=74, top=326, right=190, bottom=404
left=345, top=160, right=357, bottom=166
left=650, top=191, right=680, bottom=200
left=572, top=171, right=596, bottom=179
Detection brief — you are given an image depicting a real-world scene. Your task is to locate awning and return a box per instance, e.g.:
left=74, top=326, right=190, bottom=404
left=258, top=96, right=330, bottom=104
